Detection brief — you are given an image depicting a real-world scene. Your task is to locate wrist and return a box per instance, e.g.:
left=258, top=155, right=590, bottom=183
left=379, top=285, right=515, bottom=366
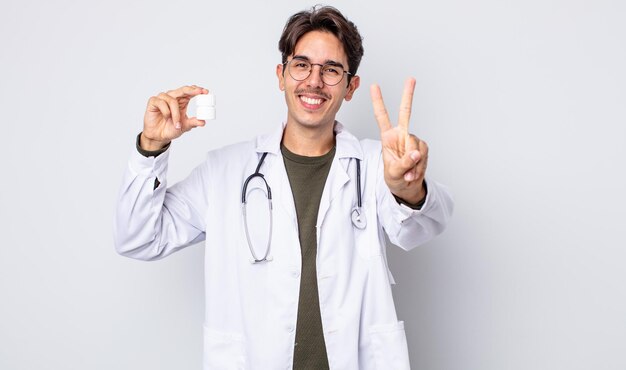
left=140, top=132, right=170, bottom=151
left=396, top=190, right=425, bottom=205
left=392, top=181, right=427, bottom=206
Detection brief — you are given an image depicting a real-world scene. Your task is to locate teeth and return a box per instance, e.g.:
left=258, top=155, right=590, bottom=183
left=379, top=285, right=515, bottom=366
left=301, top=96, right=323, bottom=105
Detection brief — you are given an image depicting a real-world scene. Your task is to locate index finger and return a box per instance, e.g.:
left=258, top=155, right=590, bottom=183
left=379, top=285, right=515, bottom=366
left=166, top=85, right=209, bottom=99
left=370, top=84, right=392, bottom=132
left=398, top=77, right=416, bottom=135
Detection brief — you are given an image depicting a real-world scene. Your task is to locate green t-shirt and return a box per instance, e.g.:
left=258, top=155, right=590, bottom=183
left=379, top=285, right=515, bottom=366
left=281, top=144, right=335, bottom=370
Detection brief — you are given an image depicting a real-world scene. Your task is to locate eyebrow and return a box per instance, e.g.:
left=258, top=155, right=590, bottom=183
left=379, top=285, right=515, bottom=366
left=292, top=55, right=345, bottom=69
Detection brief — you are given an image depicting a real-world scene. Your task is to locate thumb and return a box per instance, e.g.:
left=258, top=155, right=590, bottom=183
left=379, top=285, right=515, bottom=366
left=388, top=150, right=420, bottom=179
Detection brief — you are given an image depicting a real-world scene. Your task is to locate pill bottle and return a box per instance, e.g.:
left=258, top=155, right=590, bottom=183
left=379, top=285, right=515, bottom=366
left=196, top=93, right=216, bottom=120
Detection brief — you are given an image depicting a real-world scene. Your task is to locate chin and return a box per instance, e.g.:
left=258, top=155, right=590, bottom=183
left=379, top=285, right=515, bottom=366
left=294, top=117, right=334, bottom=129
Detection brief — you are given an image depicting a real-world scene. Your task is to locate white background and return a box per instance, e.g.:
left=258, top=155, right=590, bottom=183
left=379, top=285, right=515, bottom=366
left=1, top=0, right=625, bottom=369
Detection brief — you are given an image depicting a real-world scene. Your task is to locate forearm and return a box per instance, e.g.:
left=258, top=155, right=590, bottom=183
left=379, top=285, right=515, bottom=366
left=113, top=146, right=206, bottom=260
left=386, top=178, right=454, bottom=250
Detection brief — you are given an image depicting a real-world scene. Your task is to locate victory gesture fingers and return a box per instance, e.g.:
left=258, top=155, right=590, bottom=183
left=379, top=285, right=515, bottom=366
left=370, top=78, right=428, bottom=204
left=141, top=85, right=209, bottom=151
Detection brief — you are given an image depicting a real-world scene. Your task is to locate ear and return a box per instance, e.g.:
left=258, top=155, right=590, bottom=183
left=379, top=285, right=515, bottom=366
left=344, top=75, right=360, bottom=101
left=276, top=64, right=285, bottom=91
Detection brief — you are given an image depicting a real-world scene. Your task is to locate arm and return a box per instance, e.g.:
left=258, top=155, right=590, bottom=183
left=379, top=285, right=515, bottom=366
left=113, top=85, right=211, bottom=260
left=113, top=146, right=211, bottom=260
left=370, top=78, right=454, bottom=249
left=376, top=161, right=454, bottom=251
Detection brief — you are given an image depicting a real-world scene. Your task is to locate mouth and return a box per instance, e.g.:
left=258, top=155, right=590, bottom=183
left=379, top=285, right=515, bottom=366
left=297, top=93, right=328, bottom=110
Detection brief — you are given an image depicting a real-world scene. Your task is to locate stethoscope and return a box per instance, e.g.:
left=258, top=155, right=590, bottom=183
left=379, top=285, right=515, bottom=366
left=241, top=152, right=365, bottom=264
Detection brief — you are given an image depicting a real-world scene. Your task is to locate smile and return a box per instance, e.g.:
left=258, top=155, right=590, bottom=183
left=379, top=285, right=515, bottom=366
left=301, top=96, right=323, bottom=105
left=299, top=95, right=327, bottom=108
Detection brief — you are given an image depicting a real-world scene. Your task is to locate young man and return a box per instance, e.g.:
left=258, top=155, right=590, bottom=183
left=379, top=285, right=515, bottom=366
left=115, top=6, right=453, bottom=369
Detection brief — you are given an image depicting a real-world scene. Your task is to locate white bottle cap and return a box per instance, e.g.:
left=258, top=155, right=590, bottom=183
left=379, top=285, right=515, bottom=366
left=196, top=93, right=215, bottom=107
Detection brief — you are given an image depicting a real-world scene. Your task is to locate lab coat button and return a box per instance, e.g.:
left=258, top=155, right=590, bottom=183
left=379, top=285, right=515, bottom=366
left=291, top=270, right=300, bottom=278
left=287, top=325, right=295, bottom=333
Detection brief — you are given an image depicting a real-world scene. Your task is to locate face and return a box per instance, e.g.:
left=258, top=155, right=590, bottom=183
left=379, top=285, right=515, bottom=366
left=276, top=30, right=360, bottom=132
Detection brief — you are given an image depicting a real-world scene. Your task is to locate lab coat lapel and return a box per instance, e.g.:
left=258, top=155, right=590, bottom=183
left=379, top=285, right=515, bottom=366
left=268, top=153, right=298, bottom=227
left=316, top=157, right=350, bottom=233
left=315, top=122, right=363, bottom=237
left=255, top=124, right=298, bottom=227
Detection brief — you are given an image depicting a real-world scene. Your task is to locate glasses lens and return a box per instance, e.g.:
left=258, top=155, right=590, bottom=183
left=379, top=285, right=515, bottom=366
left=321, top=64, right=344, bottom=86
left=288, top=59, right=311, bottom=81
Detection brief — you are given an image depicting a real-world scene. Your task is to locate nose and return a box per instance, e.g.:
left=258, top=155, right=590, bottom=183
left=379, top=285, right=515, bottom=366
left=305, top=64, right=324, bottom=88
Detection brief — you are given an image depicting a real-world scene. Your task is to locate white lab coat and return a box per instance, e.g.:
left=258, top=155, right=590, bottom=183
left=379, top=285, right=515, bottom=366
left=114, top=122, right=454, bottom=369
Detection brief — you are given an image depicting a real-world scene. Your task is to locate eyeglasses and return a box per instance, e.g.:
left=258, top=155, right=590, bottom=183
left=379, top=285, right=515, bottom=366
left=283, top=57, right=352, bottom=86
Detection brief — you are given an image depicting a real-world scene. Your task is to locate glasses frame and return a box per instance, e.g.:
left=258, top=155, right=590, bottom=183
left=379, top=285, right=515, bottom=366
left=283, top=57, right=353, bottom=86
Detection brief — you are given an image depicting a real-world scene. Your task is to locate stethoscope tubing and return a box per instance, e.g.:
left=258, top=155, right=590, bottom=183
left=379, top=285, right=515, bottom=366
left=241, top=152, right=365, bottom=263
left=242, top=152, right=273, bottom=263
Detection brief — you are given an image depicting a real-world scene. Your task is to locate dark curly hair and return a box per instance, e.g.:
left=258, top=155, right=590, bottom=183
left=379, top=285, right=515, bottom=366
left=278, top=6, right=364, bottom=83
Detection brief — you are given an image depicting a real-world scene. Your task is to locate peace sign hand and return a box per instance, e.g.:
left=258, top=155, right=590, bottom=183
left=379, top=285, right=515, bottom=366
left=370, top=78, right=428, bottom=204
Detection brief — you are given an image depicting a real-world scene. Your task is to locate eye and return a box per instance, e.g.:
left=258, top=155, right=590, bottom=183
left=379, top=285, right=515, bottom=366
left=293, top=61, right=310, bottom=70
left=323, top=65, right=341, bottom=76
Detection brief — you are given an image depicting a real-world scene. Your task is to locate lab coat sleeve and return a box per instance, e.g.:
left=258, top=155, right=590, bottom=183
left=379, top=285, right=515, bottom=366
left=375, top=150, right=454, bottom=251
left=113, top=146, right=208, bottom=261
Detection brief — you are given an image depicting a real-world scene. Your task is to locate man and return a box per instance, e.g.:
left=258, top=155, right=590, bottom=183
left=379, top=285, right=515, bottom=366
left=114, top=6, right=453, bottom=369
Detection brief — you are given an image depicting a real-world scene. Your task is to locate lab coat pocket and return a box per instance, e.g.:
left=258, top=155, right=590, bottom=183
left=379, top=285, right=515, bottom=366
left=203, top=326, right=246, bottom=370
left=368, top=321, right=410, bottom=370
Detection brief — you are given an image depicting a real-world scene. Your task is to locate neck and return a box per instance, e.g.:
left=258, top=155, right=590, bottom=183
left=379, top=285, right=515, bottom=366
left=282, top=121, right=336, bottom=156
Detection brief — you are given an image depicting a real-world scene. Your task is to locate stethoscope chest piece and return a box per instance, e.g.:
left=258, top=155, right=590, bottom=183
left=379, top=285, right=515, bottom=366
left=351, top=207, right=367, bottom=229
left=351, top=158, right=366, bottom=229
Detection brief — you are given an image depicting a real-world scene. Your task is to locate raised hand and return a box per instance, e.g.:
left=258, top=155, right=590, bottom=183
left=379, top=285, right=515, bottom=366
left=370, top=78, right=428, bottom=204
left=140, top=85, right=209, bottom=151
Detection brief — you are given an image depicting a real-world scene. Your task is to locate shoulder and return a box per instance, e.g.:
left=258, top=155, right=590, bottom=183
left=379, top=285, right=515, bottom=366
left=204, top=138, right=256, bottom=163
left=334, top=122, right=381, bottom=161
left=359, top=138, right=382, bottom=154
